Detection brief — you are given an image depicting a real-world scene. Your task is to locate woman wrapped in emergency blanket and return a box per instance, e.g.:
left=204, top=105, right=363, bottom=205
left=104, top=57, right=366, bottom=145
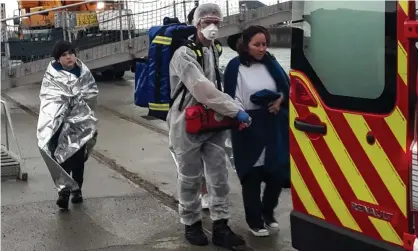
left=36, top=41, right=98, bottom=210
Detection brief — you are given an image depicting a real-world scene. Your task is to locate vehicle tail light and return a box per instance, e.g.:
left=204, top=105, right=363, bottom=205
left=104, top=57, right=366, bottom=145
left=290, top=74, right=318, bottom=107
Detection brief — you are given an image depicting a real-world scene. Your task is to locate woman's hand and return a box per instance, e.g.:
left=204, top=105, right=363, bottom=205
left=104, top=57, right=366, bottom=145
left=268, top=96, right=284, bottom=114
left=238, top=122, right=250, bottom=131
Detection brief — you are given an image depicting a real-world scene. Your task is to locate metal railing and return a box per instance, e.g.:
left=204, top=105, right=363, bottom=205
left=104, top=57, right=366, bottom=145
left=1, top=100, right=27, bottom=181
left=0, top=0, right=244, bottom=75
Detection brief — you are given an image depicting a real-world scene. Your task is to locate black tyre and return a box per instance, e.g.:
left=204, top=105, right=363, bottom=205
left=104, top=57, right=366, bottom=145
left=101, top=70, right=114, bottom=79
left=114, top=71, right=125, bottom=79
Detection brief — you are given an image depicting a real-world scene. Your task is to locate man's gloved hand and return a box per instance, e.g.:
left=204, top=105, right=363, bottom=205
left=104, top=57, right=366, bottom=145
left=236, top=110, right=251, bottom=123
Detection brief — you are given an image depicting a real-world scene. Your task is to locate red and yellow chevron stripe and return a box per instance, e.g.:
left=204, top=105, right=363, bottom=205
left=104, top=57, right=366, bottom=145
left=290, top=1, right=411, bottom=246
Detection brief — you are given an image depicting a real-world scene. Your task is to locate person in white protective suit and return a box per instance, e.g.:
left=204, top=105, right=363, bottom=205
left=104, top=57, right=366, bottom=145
left=186, top=5, right=210, bottom=210
left=167, top=3, right=251, bottom=250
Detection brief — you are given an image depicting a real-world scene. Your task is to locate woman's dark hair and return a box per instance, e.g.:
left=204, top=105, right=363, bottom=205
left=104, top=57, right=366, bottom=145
left=51, top=40, right=76, bottom=61
left=227, top=33, right=242, bottom=52
left=187, top=7, right=197, bottom=25
left=237, top=25, right=270, bottom=66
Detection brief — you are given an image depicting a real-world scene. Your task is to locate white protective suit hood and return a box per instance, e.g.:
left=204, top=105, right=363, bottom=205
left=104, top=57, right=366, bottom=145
left=193, top=3, right=223, bottom=26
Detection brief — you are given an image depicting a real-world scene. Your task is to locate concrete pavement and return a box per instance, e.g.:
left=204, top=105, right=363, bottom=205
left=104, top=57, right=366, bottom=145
left=2, top=103, right=222, bottom=251
left=1, top=75, right=294, bottom=251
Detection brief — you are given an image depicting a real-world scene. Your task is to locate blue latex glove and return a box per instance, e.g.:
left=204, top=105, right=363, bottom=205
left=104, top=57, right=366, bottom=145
left=236, top=110, right=250, bottom=123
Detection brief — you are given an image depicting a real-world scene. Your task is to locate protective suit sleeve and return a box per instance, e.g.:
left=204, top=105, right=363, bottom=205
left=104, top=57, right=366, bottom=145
left=170, top=46, right=240, bottom=118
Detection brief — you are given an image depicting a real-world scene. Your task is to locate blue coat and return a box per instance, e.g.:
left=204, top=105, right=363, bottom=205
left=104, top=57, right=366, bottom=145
left=223, top=53, right=290, bottom=187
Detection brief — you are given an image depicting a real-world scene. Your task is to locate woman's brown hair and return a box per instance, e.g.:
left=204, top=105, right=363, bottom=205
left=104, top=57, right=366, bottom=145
left=236, top=25, right=271, bottom=66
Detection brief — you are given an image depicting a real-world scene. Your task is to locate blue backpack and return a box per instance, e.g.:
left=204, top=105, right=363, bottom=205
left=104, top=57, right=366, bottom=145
left=134, top=17, right=223, bottom=121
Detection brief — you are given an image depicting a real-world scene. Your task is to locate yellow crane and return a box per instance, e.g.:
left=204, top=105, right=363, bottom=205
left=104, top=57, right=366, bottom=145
left=16, top=0, right=119, bottom=29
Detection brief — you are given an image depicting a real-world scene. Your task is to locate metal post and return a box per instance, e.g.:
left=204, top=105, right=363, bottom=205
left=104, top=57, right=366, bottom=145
left=126, top=0, right=132, bottom=47
left=182, top=1, right=187, bottom=22
left=226, top=0, right=230, bottom=22
left=2, top=22, right=12, bottom=76
left=119, top=0, right=124, bottom=50
left=65, top=12, right=72, bottom=42
left=173, top=1, right=177, bottom=18
left=2, top=103, right=9, bottom=150
left=61, top=12, right=67, bottom=41
left=1, top=3, right=12, bottom=76
left=239, top=3, right=247, bottom=21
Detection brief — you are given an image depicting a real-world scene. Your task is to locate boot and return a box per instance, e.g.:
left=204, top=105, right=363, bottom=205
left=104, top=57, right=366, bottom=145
left=56, top=190, right=70, bottom=209
left=71, top=189, right=83, bottom=204
left=185, top=221, right=209, bottom=246
left=212, top=219, right=246, bottom=250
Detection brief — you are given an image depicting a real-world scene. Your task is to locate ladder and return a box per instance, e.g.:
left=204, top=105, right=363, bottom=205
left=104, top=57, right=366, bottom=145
left=1, top=100, right=27, bottom=181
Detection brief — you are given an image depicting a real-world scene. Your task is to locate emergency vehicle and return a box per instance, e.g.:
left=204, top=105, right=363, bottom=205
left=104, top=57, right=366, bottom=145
left=289, top=1, right=418, bottom=250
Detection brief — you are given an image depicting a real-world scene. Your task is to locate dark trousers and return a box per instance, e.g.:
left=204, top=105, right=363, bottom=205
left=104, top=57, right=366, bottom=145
left=241, top=166, right=282, bottom=229
left=61, top=145, right=86, bottom=190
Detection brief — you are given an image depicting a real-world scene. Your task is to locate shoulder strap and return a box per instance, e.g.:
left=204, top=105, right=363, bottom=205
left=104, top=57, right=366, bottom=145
left=185, top=41, right=204, bottom=67
left=211, top=45, right=222, bottom=91
left=171, top=41, right=222, bottom=111
left=170, top=42, right=204, bottom=111
left=214, top=39, right=223, bottom=57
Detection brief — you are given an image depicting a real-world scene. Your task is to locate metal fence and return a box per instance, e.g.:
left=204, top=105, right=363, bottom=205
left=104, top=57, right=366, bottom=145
left=1, top=0, right=243, bottom=71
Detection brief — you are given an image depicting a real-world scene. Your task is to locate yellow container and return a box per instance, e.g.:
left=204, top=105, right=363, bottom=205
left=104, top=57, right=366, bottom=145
left=75, top=12, right=98, bottom=27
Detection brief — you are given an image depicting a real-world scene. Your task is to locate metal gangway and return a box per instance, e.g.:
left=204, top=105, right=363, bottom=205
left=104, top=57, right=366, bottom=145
left=1, top=0, right=292, bottom=90
left=1, top=100, right=28, bottom=181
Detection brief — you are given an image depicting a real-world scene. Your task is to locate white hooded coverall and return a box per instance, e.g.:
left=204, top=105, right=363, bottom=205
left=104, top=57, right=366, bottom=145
left=168, top=42, right=241, bottom=225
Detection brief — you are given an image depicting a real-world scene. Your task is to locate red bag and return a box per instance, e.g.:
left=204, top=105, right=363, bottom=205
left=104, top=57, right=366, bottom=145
left=185, top=104, right=240, bottom=134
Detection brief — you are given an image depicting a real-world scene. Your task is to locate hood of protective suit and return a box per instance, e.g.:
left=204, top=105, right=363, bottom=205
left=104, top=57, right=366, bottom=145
left=37, top=59, right=98, bottom=164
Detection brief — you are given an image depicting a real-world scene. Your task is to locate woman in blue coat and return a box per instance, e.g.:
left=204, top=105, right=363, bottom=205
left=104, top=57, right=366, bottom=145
left=223, top=26, right=290, bottom=237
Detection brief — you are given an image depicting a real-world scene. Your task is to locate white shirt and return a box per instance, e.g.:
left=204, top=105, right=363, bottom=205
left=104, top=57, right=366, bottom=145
left=234, top=63, right=277, bottom=167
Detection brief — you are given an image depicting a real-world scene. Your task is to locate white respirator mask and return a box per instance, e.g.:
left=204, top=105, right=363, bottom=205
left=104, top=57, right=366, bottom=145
left=201, top=24, right=219, bottom=41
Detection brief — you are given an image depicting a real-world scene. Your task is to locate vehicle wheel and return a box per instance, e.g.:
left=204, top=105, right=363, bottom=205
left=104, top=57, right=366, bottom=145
left=101, top=70, right=114, bottom=79
left=114, top=71, right=125, bottom=79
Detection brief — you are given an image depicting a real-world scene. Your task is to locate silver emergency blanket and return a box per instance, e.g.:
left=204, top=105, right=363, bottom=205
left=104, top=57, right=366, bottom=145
left=37, top=59, right=98, bottom=192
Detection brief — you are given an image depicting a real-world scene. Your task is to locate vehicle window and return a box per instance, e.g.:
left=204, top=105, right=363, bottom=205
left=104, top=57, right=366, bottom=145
left=292, top=1, right=397, bottom=114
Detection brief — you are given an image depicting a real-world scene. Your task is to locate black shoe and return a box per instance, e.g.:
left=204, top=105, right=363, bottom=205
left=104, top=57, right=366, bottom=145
left=212, top=219, right=246, bottom=250
left=185, top=221, right=209, bottom=246
left=263, top=215, right=280, bottom=231
left=71, top=190, right=83, bottom=204
left=249, top=226, right=270, bottom=237
left=56, top=191, right=70, bottom=209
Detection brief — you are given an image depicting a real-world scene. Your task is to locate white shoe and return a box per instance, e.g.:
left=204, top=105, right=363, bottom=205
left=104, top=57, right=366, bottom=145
left=249, top=227, right=270, bottom=237
left=265, top=221, right=280, bottom=232
left=201, top=194, right=209, bottom=209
